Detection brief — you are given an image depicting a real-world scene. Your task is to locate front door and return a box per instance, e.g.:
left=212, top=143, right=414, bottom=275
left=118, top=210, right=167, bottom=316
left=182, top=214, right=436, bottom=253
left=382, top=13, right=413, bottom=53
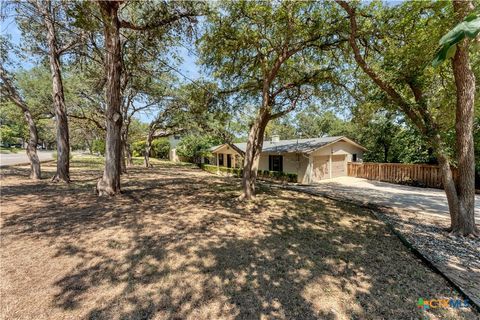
left=227, top=154, right=232, bottom=168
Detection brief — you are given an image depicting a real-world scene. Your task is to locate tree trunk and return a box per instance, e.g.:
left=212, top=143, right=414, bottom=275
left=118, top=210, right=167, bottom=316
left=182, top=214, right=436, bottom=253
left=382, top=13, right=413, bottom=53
left=144, top=131, right=154, bottom=168
left=120, top=136, right=127, bottom=174
left=43, top=1, right=70, bottom=183
left=24, top=109, right=41, bottom=180
left=121, top=117, right=132, bottom=170
left=450, top=0, right=477, bottom=236
left=436, top=151, right=460, bottom=230
left=241, top=108, right=270, bottom=200
left=96, top=1, right=123, bottom=196
left=126, top=143, right=133, bottom=166
left=85, top=139, right=93, bottom=154
left=0, top=66, right=41, bottom=180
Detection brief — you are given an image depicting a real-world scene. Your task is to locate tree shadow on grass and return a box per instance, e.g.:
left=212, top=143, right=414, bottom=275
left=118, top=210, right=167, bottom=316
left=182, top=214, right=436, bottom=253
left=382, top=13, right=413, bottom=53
left=1, top=164, right=477, bottom=320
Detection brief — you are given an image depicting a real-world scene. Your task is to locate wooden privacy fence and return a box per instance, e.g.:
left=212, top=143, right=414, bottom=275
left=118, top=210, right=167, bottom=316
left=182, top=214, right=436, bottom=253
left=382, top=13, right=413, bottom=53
left=347, top=162, right=459, bottom=189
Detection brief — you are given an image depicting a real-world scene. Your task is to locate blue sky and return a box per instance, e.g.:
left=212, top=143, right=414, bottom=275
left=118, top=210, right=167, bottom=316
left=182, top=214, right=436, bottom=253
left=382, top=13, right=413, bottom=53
left=1, top=17, right=202, bottom=79
left=1, top=17, right=202, bottom=123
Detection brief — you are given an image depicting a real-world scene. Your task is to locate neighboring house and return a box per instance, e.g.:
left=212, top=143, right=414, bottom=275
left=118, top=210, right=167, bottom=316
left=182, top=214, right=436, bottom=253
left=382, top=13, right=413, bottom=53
left=209, top=135, right=366, bottom=184
left=168, top=134, right=182, bottom=162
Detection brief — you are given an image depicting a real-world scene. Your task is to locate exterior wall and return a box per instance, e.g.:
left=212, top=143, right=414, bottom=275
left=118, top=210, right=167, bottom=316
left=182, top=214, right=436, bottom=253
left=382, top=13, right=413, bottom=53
left=210, top=140, right=364, bottom=184
left=310, top=141, right=364, bottom=162
left=258, top=153, right=309, bottom=183
left=168, top=135, right=182, bottom=162
left=211, top=145, right=242, bottom=168
left=169, top=148, right=179, bottom=162
left=258, top=153, right=302, bottom=173
left=312, top=155, right=329, bottom=181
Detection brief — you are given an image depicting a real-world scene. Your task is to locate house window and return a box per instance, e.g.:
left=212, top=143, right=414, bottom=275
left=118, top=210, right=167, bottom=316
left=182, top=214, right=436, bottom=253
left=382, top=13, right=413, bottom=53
left=269, top=155, right=283, bottom=172
left=352, top=154, right=357, bottom=162
left=218, top=154, right=224, bottom=166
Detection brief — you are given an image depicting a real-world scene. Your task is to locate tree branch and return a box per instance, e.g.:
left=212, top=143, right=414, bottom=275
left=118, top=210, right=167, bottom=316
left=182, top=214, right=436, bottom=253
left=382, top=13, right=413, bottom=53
left=119, top=12, right=197, bottom=31
left=0, top=66, right=29, bottom=113
left=269, top=94, right=300, bottom=120
left=336, top=0, right=427, bottom=133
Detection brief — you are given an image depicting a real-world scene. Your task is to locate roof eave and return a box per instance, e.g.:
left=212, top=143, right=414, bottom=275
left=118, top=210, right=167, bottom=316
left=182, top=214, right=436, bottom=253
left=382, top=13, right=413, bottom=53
left=306, top=136, right=368, bottom=154
left=210, top=143, right=246, bottom=156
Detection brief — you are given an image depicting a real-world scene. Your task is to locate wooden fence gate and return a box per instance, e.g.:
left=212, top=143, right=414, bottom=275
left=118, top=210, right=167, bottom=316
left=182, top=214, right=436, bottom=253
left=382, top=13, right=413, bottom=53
left=347, top=162, right=459, bottom=189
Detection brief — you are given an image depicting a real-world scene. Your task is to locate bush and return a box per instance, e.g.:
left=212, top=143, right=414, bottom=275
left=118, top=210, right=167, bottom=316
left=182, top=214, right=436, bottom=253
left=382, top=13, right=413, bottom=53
left=131, top=141, right=146, bottom=157
left=199, top=164, right=243, bottom=177
left=151, top=139, right=170, bottom=159
left=257, top=169, right=298, bottom=183
left=92, top=139, right=105, bottom=156
left=204, top=164, right=297, bottom=182
left=177, top=135, right=221, bottom=163
left=132, top=138, right=170, bottom=159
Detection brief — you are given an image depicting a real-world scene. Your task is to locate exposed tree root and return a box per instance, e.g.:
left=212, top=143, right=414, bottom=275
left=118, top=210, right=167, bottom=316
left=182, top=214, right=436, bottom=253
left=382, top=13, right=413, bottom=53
left=51, top=174, right=70, bottom=183
left=446, top=226, right=479, bottom=238
left=95, top=178, right=121, bottom=196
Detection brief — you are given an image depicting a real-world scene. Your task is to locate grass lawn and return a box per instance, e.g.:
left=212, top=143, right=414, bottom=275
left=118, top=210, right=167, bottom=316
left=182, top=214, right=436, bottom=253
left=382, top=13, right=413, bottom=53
left=0, top=147, right=23, bottom=154
left=0, top=156, right=477, bottom=320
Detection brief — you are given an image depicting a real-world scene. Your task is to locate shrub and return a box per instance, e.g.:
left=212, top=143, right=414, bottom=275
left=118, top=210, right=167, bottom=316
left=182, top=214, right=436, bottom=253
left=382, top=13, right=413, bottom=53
left=132, top=138, right=170, bottom=159
left=202, top=164, right=297, bottom=182
left=177, top=135, right=221, bottom=163
left=151, top=139, right=170, bottom=159
left=199, top=164, right=243, bottom=177
left=286, top=173, right=297, bottom=182
left=131, top=141, right=146, bottom=157
left=91, top=139, right=105, bottom=156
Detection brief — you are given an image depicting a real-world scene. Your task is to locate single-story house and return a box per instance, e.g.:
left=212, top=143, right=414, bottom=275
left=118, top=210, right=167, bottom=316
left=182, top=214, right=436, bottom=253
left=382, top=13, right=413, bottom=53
left=208, top=135, right=367, bottom=184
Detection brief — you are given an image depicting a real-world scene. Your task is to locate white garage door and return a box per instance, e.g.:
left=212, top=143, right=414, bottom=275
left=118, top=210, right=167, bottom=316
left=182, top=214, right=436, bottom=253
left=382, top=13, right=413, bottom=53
left=331, top=155, right=346, bottom=178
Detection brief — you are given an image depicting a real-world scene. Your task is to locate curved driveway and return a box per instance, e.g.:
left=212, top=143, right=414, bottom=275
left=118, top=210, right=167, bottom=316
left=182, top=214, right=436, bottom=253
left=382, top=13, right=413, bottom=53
left=289, top=176, right=480, bottom=223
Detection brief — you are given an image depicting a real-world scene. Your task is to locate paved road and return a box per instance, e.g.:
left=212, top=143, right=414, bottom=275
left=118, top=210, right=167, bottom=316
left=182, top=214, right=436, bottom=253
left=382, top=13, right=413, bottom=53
left=288, top=176, right=480, bottom=222
left=0, top=151, right=54, bottom=167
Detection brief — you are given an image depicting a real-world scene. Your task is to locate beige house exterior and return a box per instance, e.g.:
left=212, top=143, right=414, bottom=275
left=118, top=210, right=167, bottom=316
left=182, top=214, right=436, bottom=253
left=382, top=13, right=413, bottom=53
left=209, top=136, right=366, bottom=184
left=168, top=135, right=182, bottom=162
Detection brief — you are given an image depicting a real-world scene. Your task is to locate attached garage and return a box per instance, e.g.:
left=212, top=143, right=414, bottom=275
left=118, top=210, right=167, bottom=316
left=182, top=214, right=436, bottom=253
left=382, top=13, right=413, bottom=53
left=331, top=155, right=346, bottom=178
left=311, top=155, right=346, bottom=182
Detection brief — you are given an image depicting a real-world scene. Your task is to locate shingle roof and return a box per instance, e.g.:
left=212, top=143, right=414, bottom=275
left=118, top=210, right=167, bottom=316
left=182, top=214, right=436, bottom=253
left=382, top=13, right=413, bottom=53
left=211, top=136, right=362, bottom=154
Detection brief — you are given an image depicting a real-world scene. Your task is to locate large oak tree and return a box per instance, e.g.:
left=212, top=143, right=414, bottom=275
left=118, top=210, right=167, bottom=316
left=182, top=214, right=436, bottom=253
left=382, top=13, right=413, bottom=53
left=0, top=65, right=41, bottom=179
left=13, top=0, right=84, bottom=182
left=200, top=0, right=343, bottom=200
left=336, top=0, right=478, bottom=235
left=94, top=0, right=200, bottom=195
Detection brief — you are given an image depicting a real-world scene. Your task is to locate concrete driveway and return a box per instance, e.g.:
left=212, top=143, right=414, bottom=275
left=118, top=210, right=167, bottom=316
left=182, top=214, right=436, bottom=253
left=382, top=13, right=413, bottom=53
left=289, top=176, right=480, bottom=223
left=0, top=151, right=54, bottom=167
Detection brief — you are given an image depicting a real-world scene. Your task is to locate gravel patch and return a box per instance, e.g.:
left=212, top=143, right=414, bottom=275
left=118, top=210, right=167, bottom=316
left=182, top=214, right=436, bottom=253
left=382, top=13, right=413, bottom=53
left=372, top=208, right=480, bottom=310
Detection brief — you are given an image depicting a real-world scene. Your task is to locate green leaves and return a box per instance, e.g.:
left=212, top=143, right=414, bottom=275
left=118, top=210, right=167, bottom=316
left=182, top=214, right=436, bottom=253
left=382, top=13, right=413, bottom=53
left=433, top=14, right=480, bottom=67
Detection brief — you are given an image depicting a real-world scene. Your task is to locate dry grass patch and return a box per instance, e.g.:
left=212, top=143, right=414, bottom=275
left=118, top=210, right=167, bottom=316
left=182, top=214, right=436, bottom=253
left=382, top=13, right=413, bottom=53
left=0, top=156, right=477, bottom=320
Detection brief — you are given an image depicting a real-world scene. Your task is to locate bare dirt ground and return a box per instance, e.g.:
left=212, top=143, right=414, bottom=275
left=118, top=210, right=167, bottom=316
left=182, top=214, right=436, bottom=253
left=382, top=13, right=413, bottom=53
left=0, top=156, right=477, bottom=320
